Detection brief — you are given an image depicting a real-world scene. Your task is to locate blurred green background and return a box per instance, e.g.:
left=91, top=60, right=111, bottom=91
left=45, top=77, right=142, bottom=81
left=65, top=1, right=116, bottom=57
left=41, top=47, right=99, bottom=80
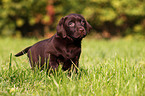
left=0, top=0, right=145, bottom=38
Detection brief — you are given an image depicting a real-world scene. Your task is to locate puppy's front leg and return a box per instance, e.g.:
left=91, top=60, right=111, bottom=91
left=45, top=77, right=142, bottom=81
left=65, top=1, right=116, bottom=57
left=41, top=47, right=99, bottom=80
left=71, top=57, right=79, bottom=73
left=62, top=58, right=79, bottom=73
left=67, top=53, right=81, bottom=73
left=49, top=54, right=59, bottom=71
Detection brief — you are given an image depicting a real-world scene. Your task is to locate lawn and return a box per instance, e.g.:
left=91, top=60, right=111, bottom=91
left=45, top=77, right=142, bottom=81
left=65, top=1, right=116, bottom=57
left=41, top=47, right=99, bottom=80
left=0, top=37, right=145, bottom=96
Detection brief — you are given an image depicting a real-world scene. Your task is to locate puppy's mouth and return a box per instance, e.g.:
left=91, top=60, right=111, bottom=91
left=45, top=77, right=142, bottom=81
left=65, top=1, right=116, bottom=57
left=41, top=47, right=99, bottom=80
left=76, top=30, right=87, bottom=38
left=78, top=31, right=87, bottom=39
left=80, top=31, right=87, bottom=37
left=72, top=32, right=86, bottom=40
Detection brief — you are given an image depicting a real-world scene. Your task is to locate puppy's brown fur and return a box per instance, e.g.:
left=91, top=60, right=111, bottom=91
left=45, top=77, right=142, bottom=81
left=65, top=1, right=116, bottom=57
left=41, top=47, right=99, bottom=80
left=15, top=14, right=92, bottom=71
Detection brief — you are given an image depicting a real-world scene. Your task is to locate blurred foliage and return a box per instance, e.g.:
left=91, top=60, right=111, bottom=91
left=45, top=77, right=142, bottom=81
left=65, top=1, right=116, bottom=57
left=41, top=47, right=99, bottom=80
left=0, top=0, right=145, bottom=38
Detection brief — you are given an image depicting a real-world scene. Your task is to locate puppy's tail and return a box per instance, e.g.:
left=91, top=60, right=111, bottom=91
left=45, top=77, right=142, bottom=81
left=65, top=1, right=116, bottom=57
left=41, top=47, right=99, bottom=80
left=15, top=46, right=31, bottom=57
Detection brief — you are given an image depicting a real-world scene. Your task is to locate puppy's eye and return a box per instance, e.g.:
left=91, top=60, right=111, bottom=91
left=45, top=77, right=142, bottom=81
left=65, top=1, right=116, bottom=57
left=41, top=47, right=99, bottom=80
left=69, top=22, right=75, bottom=27
left=81, top=21, right=85, bottom=26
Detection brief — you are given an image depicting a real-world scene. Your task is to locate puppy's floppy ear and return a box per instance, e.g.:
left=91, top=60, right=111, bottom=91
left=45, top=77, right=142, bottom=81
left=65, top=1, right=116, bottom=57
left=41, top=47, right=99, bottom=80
left=86, top=21, right=92, bottom=33
left=57, top=17, right=66, bottom=38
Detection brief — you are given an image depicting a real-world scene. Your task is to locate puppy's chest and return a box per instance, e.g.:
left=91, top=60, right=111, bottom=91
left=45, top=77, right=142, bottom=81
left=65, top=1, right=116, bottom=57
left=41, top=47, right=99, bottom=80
left=65, top=46, right=81, bottom=59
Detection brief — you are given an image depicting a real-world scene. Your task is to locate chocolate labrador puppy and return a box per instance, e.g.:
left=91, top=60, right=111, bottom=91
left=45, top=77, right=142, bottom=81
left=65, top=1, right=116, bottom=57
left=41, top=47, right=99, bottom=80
left=15, top=14, right=92, bottom=72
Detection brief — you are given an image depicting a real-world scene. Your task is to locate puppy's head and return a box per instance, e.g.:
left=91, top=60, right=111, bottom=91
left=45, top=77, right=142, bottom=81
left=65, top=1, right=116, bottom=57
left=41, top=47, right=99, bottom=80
left=57, top=14, right=92, bottom=39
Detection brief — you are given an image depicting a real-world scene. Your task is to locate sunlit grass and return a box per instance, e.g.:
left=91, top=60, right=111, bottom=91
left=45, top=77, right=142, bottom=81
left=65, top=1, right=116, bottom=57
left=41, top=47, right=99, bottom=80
left=0, top=37, right=145, bottom=95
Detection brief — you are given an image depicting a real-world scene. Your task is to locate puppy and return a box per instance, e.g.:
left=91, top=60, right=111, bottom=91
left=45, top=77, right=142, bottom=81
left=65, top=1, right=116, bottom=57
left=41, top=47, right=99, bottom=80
left=15, top=14, right=92, bottom=71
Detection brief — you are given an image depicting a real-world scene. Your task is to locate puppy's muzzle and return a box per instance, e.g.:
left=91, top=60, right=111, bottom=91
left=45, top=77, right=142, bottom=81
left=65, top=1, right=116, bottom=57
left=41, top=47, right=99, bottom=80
left=78, top=27, right=86, bottom=37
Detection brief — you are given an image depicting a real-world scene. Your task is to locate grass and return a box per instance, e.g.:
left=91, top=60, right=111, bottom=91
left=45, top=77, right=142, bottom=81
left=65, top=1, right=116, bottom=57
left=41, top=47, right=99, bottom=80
left=0, top=37, right=145, bottom=96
